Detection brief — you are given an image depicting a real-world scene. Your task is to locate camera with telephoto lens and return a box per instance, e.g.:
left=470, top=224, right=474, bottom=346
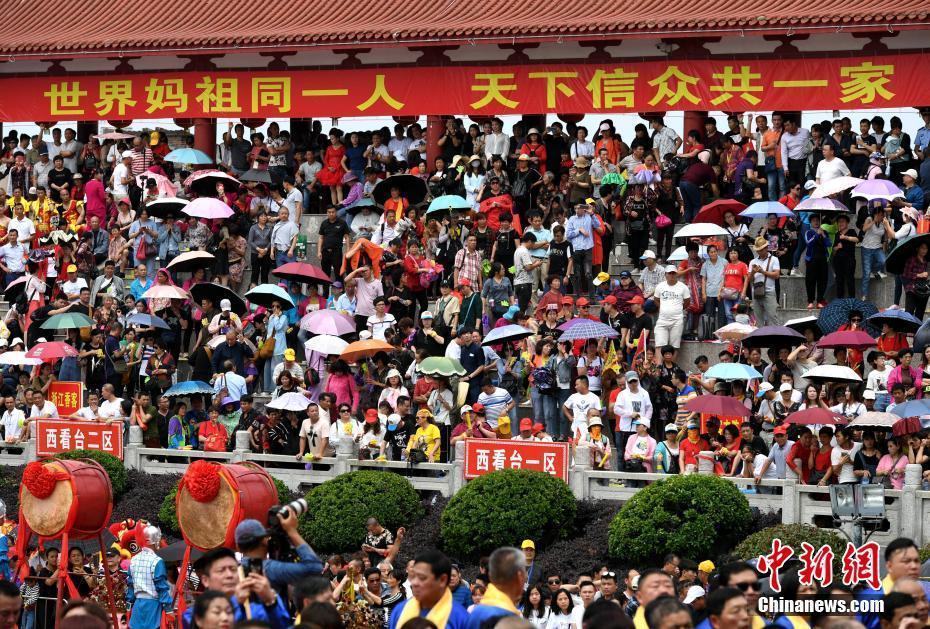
left=266, top=498, right=309, bottom=560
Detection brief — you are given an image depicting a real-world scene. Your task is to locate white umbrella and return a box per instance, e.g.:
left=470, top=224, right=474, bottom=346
left=266, top=392, right=311, bottom=411
left=714, top=322, right=756, bottom=341
left=667, top=245, right=708, bottom=263
left=802, top=364, right=862, bottom=383
left=0, top=351, right=42, bottom=366
left=207, top=335, right=257, bottom=354
left=811, top=176, right=863, bottom=199
left=849, top=412, right=899, bottom=429
left=673, top=223, right=728, bottom=239
left=304, top=334, right=349, bottom=356
left=166, top=250, right=216, bottom=272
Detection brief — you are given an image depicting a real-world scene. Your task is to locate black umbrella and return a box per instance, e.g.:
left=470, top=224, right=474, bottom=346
left=145, top=198, right=190, bottom=220
left=886, top=233, right=930, bottom=276
left=156, top=540, right=204, bottom=563
left=240, top=169, right=273, bottom=184
left=372, top=174, right=428, bottom=205
left=914, top=318, right=930, bottom=356
left=784, top=316, right=823, bottom=340
left=190, top=283, right=248, bottom=316
left=741, top=325, right=806, bottom=349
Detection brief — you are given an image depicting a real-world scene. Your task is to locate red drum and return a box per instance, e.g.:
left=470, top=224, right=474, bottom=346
left=20, top=459, right=114, bottom=539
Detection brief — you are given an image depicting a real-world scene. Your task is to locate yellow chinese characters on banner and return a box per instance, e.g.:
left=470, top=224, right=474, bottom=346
left=49, top=381, right=84, bottom=417
left=12, top=54, right=915, bottom=122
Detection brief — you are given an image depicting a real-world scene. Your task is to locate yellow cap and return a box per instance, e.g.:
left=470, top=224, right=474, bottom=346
left=66, top=264, right=78, bottom=273
left=521, top=539, right=535, bottom=550
left=698, top=560, right=716, bottom=573
left=283, top=348, right=296, bottom=360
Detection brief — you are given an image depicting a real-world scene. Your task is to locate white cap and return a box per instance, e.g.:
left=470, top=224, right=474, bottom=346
left=10, top=338, right=23, bottom=347
left=220, top=298, right=232, bottom=311
left=460, top=405, right=473, bottom=416
left=683, top=585, right=706, bottom=605
left=779, top=383, right=793, bottom=393
left=903, top=169, right=920, bottom=180
left=359, top=330, right=372, bottom=340
left=664, top=264, right=678, bottom=274
left=121, top=150, right=133, bottom=159
left=420, top=311, right=433, bottom=319
left=863, top=389, right=876, bottom=400
left=804, top=180, right=818, bottom=191
left=640, top=250, right=656, bottom=260
left=633, top=418, right=651, bottom=429
left=588, top=416, right=603, bottom=427
left=664, top=423, right=678, bottom=433
left=757, top=382, right=774, bottom=397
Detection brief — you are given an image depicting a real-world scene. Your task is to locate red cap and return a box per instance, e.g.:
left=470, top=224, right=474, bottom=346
left=520, top=418, right=533, bottom=431
left=560, top=296, right=574, bottom=305
left=600, top=295, right=618, bottom=306
left=458, top=278, right=471, bottom=287
left=365, top=409, right=379, bottom=424
left=532, top=422, right=544, bottom=434
left=773, top=425, right=788, bottom=435
left=628, top=295, right=646, bottom=305
left=472, top=402, right=485, bottom=413
left=576, top=297, right=590, bottom=307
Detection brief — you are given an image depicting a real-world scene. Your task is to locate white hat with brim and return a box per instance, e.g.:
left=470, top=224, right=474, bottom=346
left=903, top=169, right=919, bottom=180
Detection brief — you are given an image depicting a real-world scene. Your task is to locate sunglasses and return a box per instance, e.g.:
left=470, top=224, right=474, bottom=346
left=548, top=579, right=562, bottom=585
left=340, top=408, right=351, bottom=413
left=603, top=571, right=617, bottom=578
left=733, top=580, right=762, bottom=592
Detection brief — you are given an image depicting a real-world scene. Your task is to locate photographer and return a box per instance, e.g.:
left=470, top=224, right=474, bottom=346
left=234, top=508, right=324, bottom=594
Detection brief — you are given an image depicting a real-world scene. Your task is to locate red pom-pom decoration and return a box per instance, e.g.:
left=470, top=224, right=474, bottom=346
left=185, top=460, right=221, bottom=503
left=23, top=461, right=60, bottom=499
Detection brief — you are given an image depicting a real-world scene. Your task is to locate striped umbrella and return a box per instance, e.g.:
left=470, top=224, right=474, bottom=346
left=555, top=318, right=618, bottom=341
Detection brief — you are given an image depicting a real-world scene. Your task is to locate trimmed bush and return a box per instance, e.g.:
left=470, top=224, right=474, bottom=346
left=299, top=471, right=423, bottom=554
left=57, top=450, right=128, bottom=497
left=608, top=475, right=751, bottom=565
left=440, top=469, right=576, bottom=558
left=921, top=544, right=930, bottom=565
left=735, top=524, right=848, bottom=572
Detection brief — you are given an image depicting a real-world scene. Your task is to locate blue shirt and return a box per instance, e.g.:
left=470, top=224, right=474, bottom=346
left=905, top=184, right=926, bottom=211
left=388, top=598, right=470, bottom=629
left=915, top=126, right=930, bottom=154
left=259, top=543, right=324, bottom=592
left=182, top=594, right=291, bottom=629
left=565, top=212, right=601, bottom=252
left=130, top=277, right=152, bottom=302
left=267, top=313, right=288, bottom=357
left=525, top=226, right=552, bottom=258
left=466, top=604, right=518, bottom=629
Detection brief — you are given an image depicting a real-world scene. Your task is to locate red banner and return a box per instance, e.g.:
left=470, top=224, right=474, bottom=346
left=464, top=438, right=570, bottom=481
left=0, top=53, right=924, bottom=121
left=35, top=419, right=123, bottom=460
left=48, top=381, right=84, bottom=417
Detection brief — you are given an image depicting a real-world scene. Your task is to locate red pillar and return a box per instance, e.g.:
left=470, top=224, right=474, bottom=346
left=682, top=110, right=707, bottom=140
left=77, top=121, right=98, bottom=144
left=193, top=118, right=217, bottom=161
left=426, top=115, right=444, bottom=166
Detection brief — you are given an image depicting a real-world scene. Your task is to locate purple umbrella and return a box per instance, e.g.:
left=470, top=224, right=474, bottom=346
left=300, top=310, right=357, bottom=336
left=741, top=325, right=805, bottom=348
left=183, top=197, right=234, bottom=219
left=556, top=318, right=619, bottom=341
left=851, top=179, right=904, bottom=201
left=794, top=197, right=850, bottom=213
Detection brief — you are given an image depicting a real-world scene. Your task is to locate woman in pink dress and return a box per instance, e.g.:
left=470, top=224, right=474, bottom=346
left=317, top=128, right=347, bottom=206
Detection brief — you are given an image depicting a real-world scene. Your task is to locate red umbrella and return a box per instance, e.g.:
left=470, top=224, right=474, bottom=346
left=685, top=395, right=750, bottom=417
left=784, top=407, right=845, bottom=426
left=273, top=262, right=333, bottom=285
left=892, top=417, right=922, bottom=438
left=479, top=195, right=522, bottom=234
left=818, top=330, right=877, bottom=351
left=25, top=341, right=80, bottom=362
left=694, top=199, right=747, bottom=225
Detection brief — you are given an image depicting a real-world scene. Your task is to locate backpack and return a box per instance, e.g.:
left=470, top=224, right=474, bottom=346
left=531, top=366, right=556, bottom=395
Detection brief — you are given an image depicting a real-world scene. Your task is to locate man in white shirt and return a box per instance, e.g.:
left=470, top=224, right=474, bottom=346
left=650, top=118, right=682, bottom=164
left=8, top=204, right=35, bottom=250
left=99, top=383, right=124, bottom=422
left=0, top=230, right=26, bottom=285
left=483, top=118, right=510, bottom=161
left=0, top=396, right=25, bottom=444
left=60, top=264, right=88, bottom=301
left=748, top=237, right=781, bottom=326
left=563, top=375, right=601, bottom=439
left=476, top=378, right=515, bottom=430
left=213, top=361, right=248, bottom=402
left=513, top=233, right=541, bottom=312
left=270, top=206, right=299, bottom=267
left=366, top=297, right=396, bottom=341
left=613, top=371, right=653, bottom=469
left=297, top=403, right=330, bottom=460
left=653, top=266, right=691, bottom=351
left=388, top=125, right=412, bottom=163
left=30, top=390, right=58, bottom=418
left=111, top=150, right=133, bottom=202
left=815, top=142, right=851, bottom=184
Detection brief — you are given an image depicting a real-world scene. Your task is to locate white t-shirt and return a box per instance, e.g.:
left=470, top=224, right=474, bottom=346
left=74, top=406, right=98, bottom=420
left=329, top=418, right=362, bottom=446
left=99, top=398, right=124, bottom=419
left=749, top=255, right=780, bottom=294
left=299, top=417, right=331, bottom=452
left=654, top=281, right=690, bottom=320
left=31, top=400, right=58, bottom=418
left=816, top=157, right=851, bottom=183
left=1, top=408, right=25, bottom=440
left=8, top=217, right=35, bottom=249
left=112, top=163, right=130, bottom=196
left=563, top=392, right=601, bottom=431
left=0, top=244, right=25, bottom=272
left=831, top=442, right=862, bottom=484
left=866, top=367, right=890, bottom=395
left=366, top=313, right=396, bottom=341
left=61, top=277, right=88, bottom=299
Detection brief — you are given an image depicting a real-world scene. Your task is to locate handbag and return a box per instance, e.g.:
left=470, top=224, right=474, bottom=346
left=258, top=337, right=276, bottom=360
left=913, top=279, right=930, bottom=297
left=655, top=214, right=672, bottom=229
left=720, top=287, right=741, bottom=301
left=107, top=345, right=129, bottom=374
left=135, top=238, right=148, bottom=261
left=752, top=257, right=771, bottom=300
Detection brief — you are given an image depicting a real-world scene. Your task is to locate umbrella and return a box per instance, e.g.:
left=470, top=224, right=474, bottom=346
left=145, top=198, right=190, bottom=220
left=555, top=319, right=619, bottom=341
left=889, top=399, right=930, bottom=419
left=125, top=313, right=172, bottom=330
left=272, top=262, right=333, bottom=285
left=802, top=364, right=862, bottom=384
left=427, top=195, right=472, bottom=215
left=93, top=131, right=135, bottom=141
left=166, top=251, right=216, bottom=274
left=372, top=174, right=428, bottom=205
left=916, top=318, right=930, bottom=356
left=703, top=363, right=763, bottom=381
left=157, top=540, right=204, bottom=564
left=417, top=356, right=467, bottom=377
left=25, top=342, right=79, bottom=361
left=886, top=233, right=930, bottom=276
left=183, top=197, right=234, bottom=220
left=740, top=201, right=795, bottom=219
left=304, top=334, right=349, bottom=356
left=741, top=326, right=805, bottom=349
left=685, top=395, right=751, bottom=417
left=40, top=312, right=95, bottom=330
left=811, top=176, right=863, bottom=198
left=630, top=170, right=659, bottom=185
left=142, top=284, right=189, bottom=301
left=136, top=172, right=178, bottom=198
left=693, top=199, right=747, bottom=225
left=667, top=245, right=709, bottom=263
left=482, top=325, right=535, bottom=346
left=164, top=148, right=214, bottom=164
left=300, top=310, right=356, bottom=336
left=0, top=351, right=43, bottom=366
left=851, top=179, right=905, bottom=201
left=346, top=197, right=380, bottom=216
left=340, top=339, right=394, bottom=363
left=673, top=223, right=729, bottom=239
left=207, top=335, right=258, bottom=354
left=190, top=283, right=247, bottom=316
left=818, top=330, right=877, bottom=351
left=817, top=298, right=879, bottom=335
left=183, top=169, right=240, bottom=196
left=784, top=408, right=845, bottom=426
left=266, top=391, right=312, bottom=411
left=714, top=322, right=756, bottom=341
left=163, top=380, right=215, bottom=398
left=240, top=169, right=273, bottom=184
left=2, top=275, right=28, bottom=302
left=794, top=197, right=850, bottom=213
left=784, top=316, right=823, bottom=340
left=892, top=417, right=924, bottom=438
left=849, top=411, right=899, bottom=429
left=245, top=284, right=295, bottom=310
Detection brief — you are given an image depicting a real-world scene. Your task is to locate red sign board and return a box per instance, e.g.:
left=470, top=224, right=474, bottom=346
left=464, top=439, right=569, bottom=482
left=48, top=381, right=84, bottom=417
left=0, top=53, right=923, bottom=121
left=35, top=419, right=124, bottom=460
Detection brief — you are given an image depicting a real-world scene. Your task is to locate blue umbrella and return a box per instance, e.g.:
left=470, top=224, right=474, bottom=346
left=704, top=363, right=763, bottom=381
left=163, top=380, right=214, bottom=398
left=126, top=313, right=171, bottom=330
left=739, top=201, right=794, bottom=219
left=482, top=324, right=534, bottom=346
left=867, top=308, right=922, bottom=334
left=245, top=284, right=295, bottom=310
left=817, top=298, right=879, bottom=335
left=889, top=399, right=930, bottom=419
left=555, top=319, right=619, bottom=341
left=163, top=148, right=214, bottom=164
left=427, top=195, right=472, bottom=214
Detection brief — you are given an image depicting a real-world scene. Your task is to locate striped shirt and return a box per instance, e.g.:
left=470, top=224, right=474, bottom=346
left=454, top=248, right=483, bottom=286
left=130, top=147, right=153, bottom=176
left=477, top=387, right=513, bottom=429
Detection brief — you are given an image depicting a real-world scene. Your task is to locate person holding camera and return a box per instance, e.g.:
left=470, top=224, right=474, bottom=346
left=234, top=508, right=324, bottom=594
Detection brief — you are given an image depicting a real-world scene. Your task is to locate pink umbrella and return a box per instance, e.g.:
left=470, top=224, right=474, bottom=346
left=300, top=310, right=356, bottom=335
left=142, top=284, right=190, bottom=300
left=94, top=132, right=135, bottom=141
left=136, top=172, right=178, bottom=198
left=25, top=341, right=80, bottom=361
left=182, top=197, right=234, bottom=220
left=811, top=176, right=863, bottom=199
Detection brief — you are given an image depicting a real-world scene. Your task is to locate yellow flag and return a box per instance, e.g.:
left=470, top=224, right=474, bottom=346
left=603, top=341, right=620, bottom=375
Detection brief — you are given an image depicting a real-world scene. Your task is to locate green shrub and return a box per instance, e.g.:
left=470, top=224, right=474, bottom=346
left=57, top=450, right=128, bottom=497
left=440, top=469, right=576, bottom=558
left=299, top=471, right=423, bottom=553
left=735, top=524, right=848, bottom=572
left=608, top=475, right=751, bottom=565
left=920, top=544, right=930, bottom=565
left=158, top=473, right=293, bottom=536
